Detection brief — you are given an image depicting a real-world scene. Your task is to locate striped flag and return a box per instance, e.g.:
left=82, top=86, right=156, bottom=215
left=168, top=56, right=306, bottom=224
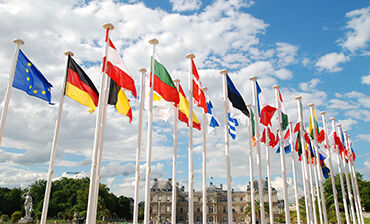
left=178, top=84, right=201, bottom=130
left=191, top=59, right=208, bottom=113
left=206, top=99, right=220, bottom=134
left=228, top=112, right=239, bottom=140
left=256, top=81, right=277, bottom=126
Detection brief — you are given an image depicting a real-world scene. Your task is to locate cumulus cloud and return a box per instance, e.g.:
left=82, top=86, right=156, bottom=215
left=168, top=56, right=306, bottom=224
left=170, top=0, right=202, bottom=11
left=299, top=78, right=320, bottom=91
left=315, top=52, right=350, bottom=72
left=340, top=7, right=370, bottom=52
left=361, top=74, right=370, bottom=85
left=357, top=134, right=370, bottom=142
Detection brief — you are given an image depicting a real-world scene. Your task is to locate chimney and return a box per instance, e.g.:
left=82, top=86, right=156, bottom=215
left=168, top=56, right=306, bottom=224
left=181, top=186, right=185, bottom=191
left=154, top=178, right=158, bottom=183
left=168, top=178, right=172, bottom=183
left=210, top=182, right=213, bottom=186
left=220, top=184, right=223, bottom=190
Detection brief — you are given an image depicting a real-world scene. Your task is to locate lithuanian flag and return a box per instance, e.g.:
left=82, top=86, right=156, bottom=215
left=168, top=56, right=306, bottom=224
left=108, top=79, right=132, bottom=123
left=178, top=84, right=201, bottom=130
left=65, top=56, right=99, bottom=113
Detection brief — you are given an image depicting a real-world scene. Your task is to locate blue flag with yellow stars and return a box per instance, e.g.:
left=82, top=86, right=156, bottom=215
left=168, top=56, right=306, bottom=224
left=12, top=50, right=53, bottom=104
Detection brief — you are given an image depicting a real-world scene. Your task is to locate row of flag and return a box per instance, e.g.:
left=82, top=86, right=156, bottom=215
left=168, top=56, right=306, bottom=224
left=0, top=25, right=363, bottom=224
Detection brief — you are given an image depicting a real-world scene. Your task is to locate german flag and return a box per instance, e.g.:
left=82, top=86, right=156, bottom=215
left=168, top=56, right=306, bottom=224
left=65, top=56, right=99, bottom=113
left=108, top=79, right=132, bottom=123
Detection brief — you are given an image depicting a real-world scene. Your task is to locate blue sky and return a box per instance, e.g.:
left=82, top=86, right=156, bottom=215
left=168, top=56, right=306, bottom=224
left=0, top=0, right=369, bottom=201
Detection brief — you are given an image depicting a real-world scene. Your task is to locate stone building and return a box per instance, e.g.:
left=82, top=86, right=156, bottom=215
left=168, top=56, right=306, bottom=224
left=149, top=177, right=279, bottom=224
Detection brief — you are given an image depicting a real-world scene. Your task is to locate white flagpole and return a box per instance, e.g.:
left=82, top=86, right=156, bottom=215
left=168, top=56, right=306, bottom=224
left=0, top=39, right=24, bottom=146
left=202, top=87, right=208, bottom=224
left=288, top=121, right=301, bottom=224
left=186, top=53, right=195, bottom=224
left=272, top=85, right=290, bottom=224
left=294, top=96, right=313, bottom=224
left=308, top=104, right=326, bottom=224
left=86, top=23, right=113, bottom=224
left=172, top=79, right=180, bottom=224
left=343, top=131, right=361, bottom=224
left=320, top=112, right=341, bottom=224
left=133, top=68, right=147, bottom=224
left=40, top=51, right=72, bottom=224
left=249, top=76, right=265, bottom=224
left=144, top=38, right=158, bottom=224
left=330, top=117, right=350, bottom=224
left=305, top=125, right=318, bottom=224
left=246, top=104, right=256, bottom=224
left=220, top=69, right=233, bottom=224
left=347, top=134, right=365, bottom=224
left=264, top=127, right=274, bottom=224
left=337, top=124, right=356, bottom=224
left=310, top=138, right=323, bottom=224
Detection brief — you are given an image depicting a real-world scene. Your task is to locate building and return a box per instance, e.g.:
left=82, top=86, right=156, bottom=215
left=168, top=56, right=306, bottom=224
left=149, top=177, right=279, bottom=224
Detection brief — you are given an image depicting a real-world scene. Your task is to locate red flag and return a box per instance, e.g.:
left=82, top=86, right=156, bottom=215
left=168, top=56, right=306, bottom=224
left=260, top=105, right=277, bottom=126
left=102, top=29, right=137, bottom=98
left=294, top=122, right=300, bottom=133
left=191, top=59, right=208, bottom=113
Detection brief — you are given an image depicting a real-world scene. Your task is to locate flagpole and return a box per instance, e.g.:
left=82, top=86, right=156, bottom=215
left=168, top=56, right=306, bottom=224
left=288, top=121, right=301, bottom=224
left=246, top=104, right=256, bottom=224
left=343, top=130, right=361, bottom=224
left=249, top=76, right=265, bottom=224
left=220, top=69, right=233, bottom=224
left=330, top=117, right=350, bottom=224
left=0, top=39, right=24, bottom=146
left=186, top=53, right=195, bottom=224
left=133, top=68, right=147, bottom=224
left=144, top=38, right=158, bottom=224
left=202, top=87, right=208, bottom=224
left=264, top=127, right=274, bottom=224
left=272, top=85, right=290, bottom=224
left=320, top=112, right=341, bottom=224
left=305, top=124, right=318, bottom=224
left=86, top=23, right=113, bottom=224
left=294, top=96, right=314, bottom=224
left=337, top=124, right=356, bottom=224
left=39, top=51, right=72, bottom=224
left=308, top=104, right=327, bottom=224
left=172, top=79, right=180, bottom=224
left=346, top=134, right=365, bottom=224
left=310, top=136, right=324, bottom=224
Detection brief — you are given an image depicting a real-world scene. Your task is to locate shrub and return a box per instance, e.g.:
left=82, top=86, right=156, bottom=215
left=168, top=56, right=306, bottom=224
left=11, top=211, right=22, bottom=222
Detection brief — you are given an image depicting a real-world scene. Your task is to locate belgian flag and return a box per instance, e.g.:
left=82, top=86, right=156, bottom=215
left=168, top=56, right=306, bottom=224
left=65, top=56, right=99, bottom=112
left=108, top=79, right=132, bottom=123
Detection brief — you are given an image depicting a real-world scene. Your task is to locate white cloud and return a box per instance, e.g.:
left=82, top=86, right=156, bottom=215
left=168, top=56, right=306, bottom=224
left=275, top=68, right=293, bottom=80
left=170, top=0, right=202, bottom=11
left=299, top=78, right=320, bottom=91
left=315, top=52, right=350, bottom=72
left=361, top=74, right=370, bottom=85
left=337, top=118, right=358, bottom=130
left=357, top=134, right=370, bottom=142
left=340, top=7, right=370, bottom=52
left=275, top=42, right=298, bottom=66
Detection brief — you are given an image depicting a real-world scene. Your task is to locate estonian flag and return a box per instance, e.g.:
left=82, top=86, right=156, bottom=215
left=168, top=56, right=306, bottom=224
left=12, top=50, right=53, bottom=104
left=226, top=74, right=249, bottom=117
left=65, top=55, right=99, bottom=113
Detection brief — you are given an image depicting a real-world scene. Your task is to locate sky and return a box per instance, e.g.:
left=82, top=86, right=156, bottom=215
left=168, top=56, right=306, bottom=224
left=0, top=0, right=369, bottom=202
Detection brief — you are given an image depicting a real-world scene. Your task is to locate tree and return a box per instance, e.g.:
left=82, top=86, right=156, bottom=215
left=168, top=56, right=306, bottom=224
left=11, top=211, right=22, bottom=223
left=245, top=200, right=269, bottom=222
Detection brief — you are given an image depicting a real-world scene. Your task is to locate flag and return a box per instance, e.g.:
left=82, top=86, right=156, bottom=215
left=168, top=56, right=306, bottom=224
left=226, top=74, right=249, bottom=118
left=277, top=89, right=288, bottom=131
left=319, top=153, right=331, bottom=179
left=347, top=137, right=356, bottom=161
left=103, top=30, right=136, bottom=98
left=144, top=74, right=174, bottom=121
left=64, top=55, right=99, bottom=113
left=108, top=79, right=132, bottom=123
left=256, top=81, right=276, bottom=126
left=12, top=50, right=53, bottom=104
left=178, top=84, right=201, bottom=130
left=276, top=129, right=292, bottom=154
left=151, top=57, right=179, bottom=106
left=191, top=59, right=208, bottom=113
left=228, top=112, right=239, bottom=140
left=206, top=99, right=220, bottom=134
left=260, top=126, right=277, bottom=147
left=251, top=109, right=257, bottom=147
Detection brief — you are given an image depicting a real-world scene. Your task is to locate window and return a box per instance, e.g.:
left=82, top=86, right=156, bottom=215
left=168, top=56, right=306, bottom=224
left=166, top=195, right=170, bottom=201
left=198, top=197, right=201, bottom=201
left=223, top=206, right=226, bottom=214
left=240, top=196, right=243, bottom=201
left=179, top=216, right=184, bottom=222
left=166, top=206, right=170, bottom=212
left=209, top=217, right=213, bottom=222
left=232, top=197, right=235, bottom=201
left=240, top=206, right=244, bottom=212
left=196, top=216, right=200, bottom=222
left=223, top=217, right=227, bottom=222
left=209, top=206, right=213, bottom=214
left=180, top=207, right=183, bottom=213
left=158, top=195, right=162, bottom=201
left=197, top=207, right=200, bottom=213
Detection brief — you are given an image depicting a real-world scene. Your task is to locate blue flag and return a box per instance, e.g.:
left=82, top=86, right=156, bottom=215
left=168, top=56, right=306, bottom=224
left=206, top=100, right=220, bottom=133
left=226, top=74, right=249, bottom=117
left=228, top=112, right=239, bottom=140
left=12, top=50, right=53, bottom=104
left=319, top=152, right=330, bottom=179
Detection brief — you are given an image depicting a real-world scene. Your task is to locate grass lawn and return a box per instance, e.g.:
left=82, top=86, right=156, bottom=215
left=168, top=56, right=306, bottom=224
left=365, top=217, right=370, bottom=224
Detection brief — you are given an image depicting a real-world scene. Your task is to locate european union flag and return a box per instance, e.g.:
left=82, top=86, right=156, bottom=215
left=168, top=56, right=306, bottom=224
left=12, top=50, right=53, bottom=104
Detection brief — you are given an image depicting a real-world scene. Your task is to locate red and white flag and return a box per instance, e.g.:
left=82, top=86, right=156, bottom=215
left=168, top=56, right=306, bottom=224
left=191, top=59, right=208, bottom=113
left=103, top=29, right=137, bottom=98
